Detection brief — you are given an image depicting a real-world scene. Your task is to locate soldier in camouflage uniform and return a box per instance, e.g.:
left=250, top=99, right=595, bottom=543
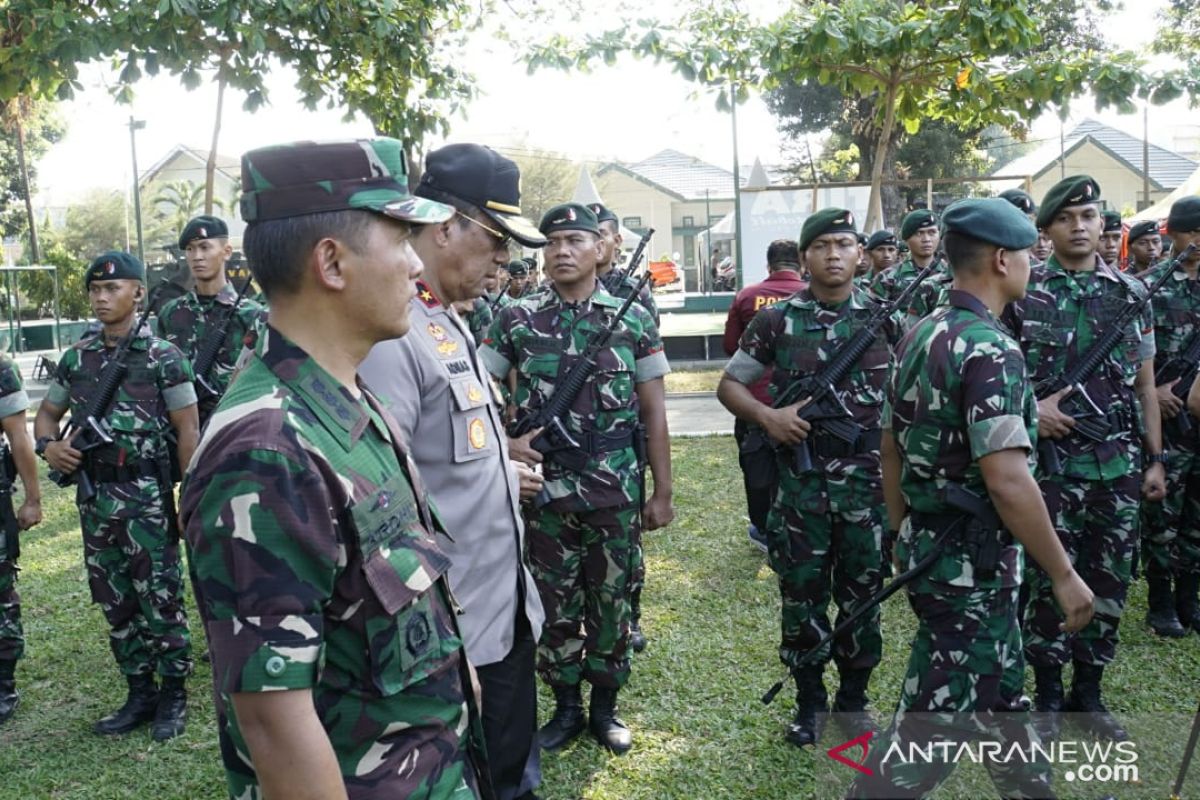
left=1141, top=197, right=1200, bottom=637
left=1128, top=220, right=1164, bottom=275
left=181, top=138, right=488, bottom=799
left=0, top=356, right=42, bottom=725
left=718, top=208, right=896, bottom=747
left=851, top=198, right=1093, bottom=799
left=1099, top=210, right=1124, bottom=270
left=35, top=251, right=199, bottom=741
left=481, top=203, right=674, bottom=755
left=1003, top=176, right=1166, bottom=742
left=155, top=215, right=266, bottom=427
left=498, top=259, right=533, bottom=308
left=864, top=230, right=899, bottom=281
left=869, top=209, right=941, bottom=303
left=589, top=202, right=660, bottom=326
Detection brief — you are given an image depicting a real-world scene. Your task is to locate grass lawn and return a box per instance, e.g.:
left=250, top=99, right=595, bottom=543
left=3, top=438, right=1200, bottom=798
left=663, top=369, right=722, bottom=394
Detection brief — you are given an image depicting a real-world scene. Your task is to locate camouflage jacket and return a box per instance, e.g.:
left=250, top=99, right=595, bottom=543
left=181, top=325, right=481, bottom=800
left=0, top=356, right=29, bottom=423
left=887, top=289, right=1035, bottom=591
left=904, top=261, right=953, bottom=330
left=46, top=327, right=196, bottom=468
left=599, top=267, right=660, bottom=326
left=1003, top=254, right=1155, bottom=480
left=460, top=296, right=493, bottom=347
left=1147, top=262, right=1200, bottom=447
left=724, top=285, right=900, bottom=474
left=155, top=283, right=266, bottom=422
left=868, top=257, right=937, bottom=302
left=480, top=281, right=670, bottom=512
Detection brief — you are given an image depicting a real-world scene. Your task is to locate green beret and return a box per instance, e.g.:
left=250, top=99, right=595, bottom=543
left=999, top=189, right=1036, bottom=216
left=866, top=230, right=897, bottom=250
left=941, top=198, right=1038, bottom=250
left=1101, top=210, right=1123, bottom=233
left=240, top=138, right=453, bottom=225
left=799, top=207, right=857, bottom=251
left=85, top=251, right=145, bottom=287
left=1036, top=175, right=1101, bottom=229
left=1127, top=220, right=1159, bottom=242
left=506, top=259, right=529, bottom=276
left=1168, top=196, right=1200, bottom=233
left=900, top=209, right=938, bottom=240
left=539, top=203, right=599, bottom=235
left=586, top=202, right=618, bottom=225
left=179, top=215, right=228, bottom=249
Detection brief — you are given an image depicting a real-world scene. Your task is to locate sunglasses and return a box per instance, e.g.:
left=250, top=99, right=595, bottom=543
left=457, top=211, right=511, bottom=249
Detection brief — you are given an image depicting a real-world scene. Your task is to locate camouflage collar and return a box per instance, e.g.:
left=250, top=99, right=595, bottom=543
left=257, top=324, right=374, bottom=449
left=946, top=289, right=994, bottom=321
left=1044, top=254, right=1125, bottom=284
left=190, top=281, right=240, bottom=307
left=80, top=323, right=152, bottom=352
left=787, top=285, right=870, bottom=311
left=534, top=280, right=621, bottom=312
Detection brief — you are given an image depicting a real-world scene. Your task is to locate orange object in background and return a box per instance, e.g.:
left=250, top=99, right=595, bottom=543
left=647, top=260, right=680, bottom=287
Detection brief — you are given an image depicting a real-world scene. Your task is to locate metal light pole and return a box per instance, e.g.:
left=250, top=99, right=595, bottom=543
left=128, top=116, right=146, bottom=261
left=730, top=84, right=744, bottom=291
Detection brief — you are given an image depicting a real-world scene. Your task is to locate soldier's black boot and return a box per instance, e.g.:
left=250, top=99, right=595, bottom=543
left=151, top=676, right=188, bottom=741
left=1032, top=664, right=1065, bottom=741
left=832, top=667, right=875, bottom=738
left=628, top=587, right=647, bottom=654
left=785, top=667, right=828, bottom=748
left=1065, top=662, right=1129, bottom=742
left=1145, top=568, right=1187, bottom=637
left=588, top=686, right=632, bottom=754
left=94, top=673, right=159, bottom=736
left=1176, top=572, right=1200, bottom=634
left=537, top=683, right=586, bottom=751
left=0, top=659, right=18, bottom=725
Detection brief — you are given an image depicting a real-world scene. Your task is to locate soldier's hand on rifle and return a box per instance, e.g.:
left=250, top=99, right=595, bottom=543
left=512, top=460, right=544, bottom=500
left=1142, top=462, right=1167, bottom=502
left=1037, top=388, right=1077, bottom=439
left=17, top=498, right=41, bottom=530
left=43, top=437, right=83, bottom=475
left=643, top=491, right=675, bottom=531
left=1052, top=568, right=1095, bottom=633
left=507, top=429, right=544, bottom=467
left=759, top=402, right=812, bottom=446
left=1157, top=379, right=1184, bottom=420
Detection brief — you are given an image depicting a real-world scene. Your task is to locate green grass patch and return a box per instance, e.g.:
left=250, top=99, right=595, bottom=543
left=4, top=440, right=1200, bottom=798
left=663, top=369, right=722, bottom=394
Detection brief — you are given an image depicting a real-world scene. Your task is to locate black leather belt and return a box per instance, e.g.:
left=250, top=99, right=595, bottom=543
left=576, top=428, right=635, bottom=455
left=810, top=428, right=882, bottom=459
left=85, top=460, right=160, bottom=484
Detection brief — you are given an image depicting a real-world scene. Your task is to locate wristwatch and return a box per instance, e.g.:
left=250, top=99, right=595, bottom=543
left=1146, top=451, right=1169, bottom=466
left=34, top=436, right=52, bottom=458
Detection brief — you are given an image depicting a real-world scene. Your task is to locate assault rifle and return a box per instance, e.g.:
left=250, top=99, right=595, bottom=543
left=193, top=277, right=254, bottom=403
left=487, top=278, right=512, bottom=314
left=0, top=447, right=17, bottom=563
left=773, top=260, right=937, bottom=473
left=1155, top=325, right=1200, bottom=436
left=619, top=228, right=655, bottom=281
left=1036, top=244, right=1195, bottom=475
left=510, top=271, right=654, bottom=506
left=48, top=287, right=161, bottom=503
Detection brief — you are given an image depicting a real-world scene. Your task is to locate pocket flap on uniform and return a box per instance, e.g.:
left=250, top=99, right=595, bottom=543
left=449, top=378, right=488, bottom=411
left=362, top=542, right=451, bottom=617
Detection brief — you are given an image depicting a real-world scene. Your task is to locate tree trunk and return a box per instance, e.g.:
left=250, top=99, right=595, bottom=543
left=14, top=113, right=40, bottom=263
left=205, top=72, right=227, bottom=215
left=865, top=79, right=900, bottom=233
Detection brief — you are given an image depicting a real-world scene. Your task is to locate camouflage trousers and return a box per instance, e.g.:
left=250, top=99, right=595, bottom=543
left=1024, top=472, right=1138, bottom=667
left=80, top=481, right=192, bottom=678
left=1140, top=434, right=1200, bottom=575
left=526, top=502, right=637, bottom=689
left=0, top=556, right=20, bottom=661
left=766, top=467, right=883, bottom=669
left=849, top=584, right=1052, bottom=799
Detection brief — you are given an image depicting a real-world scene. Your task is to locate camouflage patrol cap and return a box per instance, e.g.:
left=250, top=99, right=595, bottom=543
left=941, top=198, right=1037, bottom=250
left=1036, top=175, right=1101, bottom=229
left=799, top=207, right=857, bottom=251
left=587, top=202, right=618, bottom=225
left=1127, top=220, right=1159, bottom=242
left=999, top=188, right=1036, bottom=216
left=865, top=230, right=897, bottom=250
left=85, top=251, right=145, bottom=287
left=240, top=138, right=453, bottom=225
left=539, top=203, right=600, bottom=235
left=1168, top=196, right=1200, bottom=232
left=1101, top=210, right=1123, bottom=233
left=900, top=209, right=938, bottom=240
left=506, top=259, right=529, bottom=277
left=179, top=215, right=228, bottom=249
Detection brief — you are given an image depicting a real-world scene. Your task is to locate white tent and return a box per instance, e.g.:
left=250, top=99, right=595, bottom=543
left=699, top=211, right=737, bottom=250
left=1131, top=163, right=1200, bottom=221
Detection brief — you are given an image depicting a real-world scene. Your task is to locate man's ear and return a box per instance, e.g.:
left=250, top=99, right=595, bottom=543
left=310, top=237, right=348, bottom=291
left=993, top=246, right=1010, bottom=279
